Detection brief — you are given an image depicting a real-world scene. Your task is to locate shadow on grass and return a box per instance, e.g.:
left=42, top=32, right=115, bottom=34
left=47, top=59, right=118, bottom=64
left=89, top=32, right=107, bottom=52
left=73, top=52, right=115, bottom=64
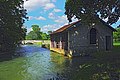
left=47, top=45, right=120, bottom=80
left=83, top=45, right=120, bottom=80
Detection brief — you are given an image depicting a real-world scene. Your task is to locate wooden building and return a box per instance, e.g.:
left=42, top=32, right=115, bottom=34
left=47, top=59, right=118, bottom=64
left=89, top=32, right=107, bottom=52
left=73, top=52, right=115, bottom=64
left=50, top=19, right=116, bottom=57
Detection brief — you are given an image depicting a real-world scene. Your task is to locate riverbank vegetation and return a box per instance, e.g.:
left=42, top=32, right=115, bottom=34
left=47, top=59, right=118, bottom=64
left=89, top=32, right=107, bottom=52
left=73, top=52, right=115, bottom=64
left=113, top=28, right=120, bottom=42
left=0, top=0, right=28, bottom=53
left=26, top=25, right=51, bottom=40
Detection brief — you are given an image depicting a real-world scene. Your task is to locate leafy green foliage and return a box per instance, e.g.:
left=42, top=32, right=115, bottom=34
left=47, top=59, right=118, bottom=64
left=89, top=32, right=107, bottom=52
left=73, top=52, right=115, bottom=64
left=26, top=25, right=50, bottom=40
left=47, top=31, right=52, bottom=39
left=26, top=31, right=38, bottom=40
left=21, top=27, right=27, bottom=40
left=0, top=0, right=28, bottom=52
left=65, top=0, right=120, bottom=25
left=32, top=25, right=41, bottom=33
left=47, top=31, right=52, bottom=34
left=113, top=28, right=120, bottom=42
left=41, top=33, right=48, bottom=40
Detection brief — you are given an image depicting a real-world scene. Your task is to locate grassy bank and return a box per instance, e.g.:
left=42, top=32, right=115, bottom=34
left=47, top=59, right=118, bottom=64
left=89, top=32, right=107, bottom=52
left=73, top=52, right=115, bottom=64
left=113, top=41, right=120, bottom=46
left=34, top=42, right=42, bottom=46
left=82, top=44, right=120, bottom=80
left=34, top=42, right=50, bottom=49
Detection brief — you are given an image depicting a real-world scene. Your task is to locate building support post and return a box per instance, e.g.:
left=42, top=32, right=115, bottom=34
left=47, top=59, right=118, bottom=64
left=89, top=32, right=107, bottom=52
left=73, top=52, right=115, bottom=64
left=60, top=37, right=62, bottom=49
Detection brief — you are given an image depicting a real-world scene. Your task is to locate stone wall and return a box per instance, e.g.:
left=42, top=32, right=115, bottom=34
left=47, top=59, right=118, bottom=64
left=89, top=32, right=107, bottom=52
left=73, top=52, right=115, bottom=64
left=68, top=22, right=113, bottom=56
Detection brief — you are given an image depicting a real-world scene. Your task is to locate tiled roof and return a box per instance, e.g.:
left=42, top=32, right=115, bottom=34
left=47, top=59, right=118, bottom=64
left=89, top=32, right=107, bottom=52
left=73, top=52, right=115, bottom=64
left=51, top=20, right=80, bottom=34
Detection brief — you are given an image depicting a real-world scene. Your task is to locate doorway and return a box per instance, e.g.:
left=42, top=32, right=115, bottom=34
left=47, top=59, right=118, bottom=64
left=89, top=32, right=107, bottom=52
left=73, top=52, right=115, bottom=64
left=106, top=36, right=111, bottom=50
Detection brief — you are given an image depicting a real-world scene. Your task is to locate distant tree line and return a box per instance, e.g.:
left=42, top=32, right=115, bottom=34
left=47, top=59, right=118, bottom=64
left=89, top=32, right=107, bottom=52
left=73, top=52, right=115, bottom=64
left=0, top=0, right=27, bottom=52
left=113, top=26, right=120, bottom=42
left=26, top=25, right=52, bottom=40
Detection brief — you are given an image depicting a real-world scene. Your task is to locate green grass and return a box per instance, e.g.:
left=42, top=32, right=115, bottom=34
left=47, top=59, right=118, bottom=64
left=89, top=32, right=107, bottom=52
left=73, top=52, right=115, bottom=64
left=88, top=45, right=120, bottom=80
left=113, top=42, right=120, bottom=46
left=34, top=42, right=42, bottom=46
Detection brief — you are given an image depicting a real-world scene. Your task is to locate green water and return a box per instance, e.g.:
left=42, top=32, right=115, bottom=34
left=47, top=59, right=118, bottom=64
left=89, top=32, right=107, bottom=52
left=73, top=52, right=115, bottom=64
left=0, top=45, right=69, bottom=80
left=0, top=45, right=119, bottom=80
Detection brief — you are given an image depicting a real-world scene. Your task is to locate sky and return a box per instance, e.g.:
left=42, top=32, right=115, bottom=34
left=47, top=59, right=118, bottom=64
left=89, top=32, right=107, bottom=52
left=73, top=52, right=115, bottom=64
left=23, top=0, right=120, bottom=33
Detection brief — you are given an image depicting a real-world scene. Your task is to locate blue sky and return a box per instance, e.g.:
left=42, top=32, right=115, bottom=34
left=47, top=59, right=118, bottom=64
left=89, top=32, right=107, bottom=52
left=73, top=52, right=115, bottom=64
left=23, top=0, right=120, bottom=33
left=24, top=0, right=73, bottom=33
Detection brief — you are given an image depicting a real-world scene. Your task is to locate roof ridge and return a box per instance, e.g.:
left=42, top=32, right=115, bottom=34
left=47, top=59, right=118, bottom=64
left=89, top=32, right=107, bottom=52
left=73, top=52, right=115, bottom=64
left=51, top=20, right=80, bottom=34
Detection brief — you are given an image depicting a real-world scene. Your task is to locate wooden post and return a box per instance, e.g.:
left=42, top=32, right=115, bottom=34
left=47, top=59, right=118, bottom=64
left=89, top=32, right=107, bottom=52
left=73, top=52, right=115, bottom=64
left=54, top=41, right=56, bottom=48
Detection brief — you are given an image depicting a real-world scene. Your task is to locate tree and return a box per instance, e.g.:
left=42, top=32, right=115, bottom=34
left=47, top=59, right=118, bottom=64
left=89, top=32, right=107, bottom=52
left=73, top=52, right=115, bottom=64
left=32, top=25, right=41, bottom=33
left=32, top=25, right=42, bottom=39
left=21, top=27, right=27, bottom=40
left=26, top=25, right=42, bottom=40
left=113, top=28, right=120, bottom=42
left=47, top=31, right=52, bottom=40
left=113, top=32, right=118, bottom=42
left=41, top=33, right=48, bottom=40
left=26, top=31, right=38, bottom=40
left=0, top=0, right=28, bottom=52
left=48, top=31, right=52, bottom=34
left=117, top=28, right=120, bottom=41
left=26, top=25, right=51, bottom=40
left=65, top=0, right=120, bottom=25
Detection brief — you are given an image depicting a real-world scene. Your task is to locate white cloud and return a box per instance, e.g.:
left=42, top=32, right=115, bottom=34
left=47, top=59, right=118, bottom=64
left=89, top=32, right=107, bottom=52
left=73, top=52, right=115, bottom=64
left=29, top=16, right=33, bottom=20
left=27, top=27, right=32, bottom=33
left=48, top=12, right=55, bottom=19
left=36, top=16, right=46, bottom=20
left=28, top=14, right=78, bottom=33
left=41, top=15, right=78, bottom=33
left=54, top=15, right=68, bottom=24
left=44, top=3, right=55, bottom=10
left=48, top=14, right=69, bottom=24
left=52, top=0, right=56, bottom=2
left=53, top=8, right=62, bottom=12
left=41, top=24, right=61, bottom=33
left=54, top=15, right=78, bottom=24
left=24, top=0, right=55, bottom=11
left=48, top=8, right=62, bottom=19
left=29, top=16, right=46, bottom=20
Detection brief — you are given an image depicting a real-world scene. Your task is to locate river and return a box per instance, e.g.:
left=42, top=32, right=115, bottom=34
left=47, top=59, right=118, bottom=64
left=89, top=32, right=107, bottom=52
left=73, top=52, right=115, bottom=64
left=0, top=45, right=116, bottom=80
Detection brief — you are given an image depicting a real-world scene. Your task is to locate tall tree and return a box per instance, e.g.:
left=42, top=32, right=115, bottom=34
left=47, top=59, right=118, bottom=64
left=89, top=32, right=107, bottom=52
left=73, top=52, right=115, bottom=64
left=32, top=25, right=42, bottom=39
left=41, top=33, right=48, bottom=40
left=26, top=25, right=43, bottom=40
left=26, top=31, right=38, bottom=40
left=21, top=27, right=27, bottom=40
left=0, top=0, right=28, bottom=52
left=26, top=25, right=50, bottom=40
left=65, top=0, right=120, bottom=25
left=32, top=25, right=41, bottom=33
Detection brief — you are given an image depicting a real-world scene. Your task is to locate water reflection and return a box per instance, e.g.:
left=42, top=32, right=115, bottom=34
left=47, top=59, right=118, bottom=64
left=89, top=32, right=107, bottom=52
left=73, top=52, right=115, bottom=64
left=0, top=45, right=120, bottom=80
